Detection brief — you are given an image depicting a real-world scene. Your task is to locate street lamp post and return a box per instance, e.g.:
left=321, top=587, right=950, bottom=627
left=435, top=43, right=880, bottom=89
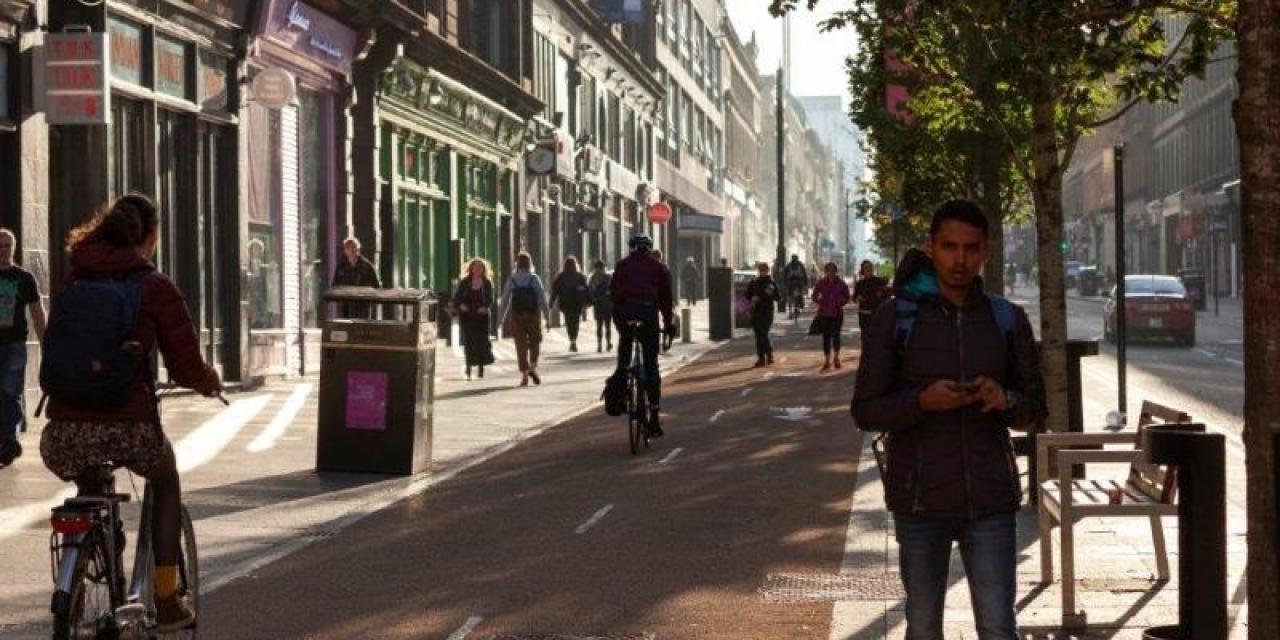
left=1114, top=145, right=1128, bottom=421
left=775, top=70, right=786, bottom=278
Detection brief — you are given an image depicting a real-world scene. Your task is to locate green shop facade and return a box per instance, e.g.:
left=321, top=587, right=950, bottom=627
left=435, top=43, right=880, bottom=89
left=376, top=58, right=526, bottom=297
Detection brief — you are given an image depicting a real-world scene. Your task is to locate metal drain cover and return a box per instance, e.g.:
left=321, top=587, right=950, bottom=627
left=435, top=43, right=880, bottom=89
left=491, top=635, right=655, bottom=640
left=760, top=572, right=906, bottom=601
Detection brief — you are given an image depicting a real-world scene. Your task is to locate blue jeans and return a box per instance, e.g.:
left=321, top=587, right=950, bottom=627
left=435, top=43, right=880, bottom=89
left=894, top=511, right=1018, bottom=640
left=0, top=342, right=27, bottom=442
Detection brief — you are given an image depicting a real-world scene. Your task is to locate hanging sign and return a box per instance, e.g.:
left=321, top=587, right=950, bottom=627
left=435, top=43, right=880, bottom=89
left=252, top=66, right=297, bottom=109
left=45, top=32, right=110, bottom=125
left=263, top=0, right=358, bottom=76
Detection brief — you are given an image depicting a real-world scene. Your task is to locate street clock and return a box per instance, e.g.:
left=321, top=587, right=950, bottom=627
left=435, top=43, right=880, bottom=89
left=527, top=146, right=556, bottom=175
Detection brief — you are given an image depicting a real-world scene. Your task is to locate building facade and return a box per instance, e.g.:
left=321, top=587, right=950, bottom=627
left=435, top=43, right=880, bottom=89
left=527, top=0, right=661, bottom=287
left=796, top=95, right=865, bottom=270
left=1064, top=15, right=1241, bottom=299
left=655, top=0, right=725, bottom=298
left=720, top=21, right=768, bottom=269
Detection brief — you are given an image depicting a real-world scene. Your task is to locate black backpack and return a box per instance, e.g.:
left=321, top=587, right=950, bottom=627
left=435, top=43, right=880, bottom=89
left=510, top=282, right=539, bottom=313
left=40, top=274, right=149, bottom=410
left=602, top=371, right=627, bottom=416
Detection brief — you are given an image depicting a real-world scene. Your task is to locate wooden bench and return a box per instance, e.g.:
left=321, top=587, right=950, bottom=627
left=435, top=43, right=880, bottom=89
left=1036, top=400, right=1192, bottom=627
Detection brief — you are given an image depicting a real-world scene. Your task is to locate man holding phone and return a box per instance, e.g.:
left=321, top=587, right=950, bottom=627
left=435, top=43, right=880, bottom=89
left=852, top=200, right=1045, bottom=639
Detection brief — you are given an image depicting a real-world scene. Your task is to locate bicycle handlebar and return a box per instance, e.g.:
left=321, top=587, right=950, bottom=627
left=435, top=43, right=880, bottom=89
left=155, top=382, right=229, bottom=406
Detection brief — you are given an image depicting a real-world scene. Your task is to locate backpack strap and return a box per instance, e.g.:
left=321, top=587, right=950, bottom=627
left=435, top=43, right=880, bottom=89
left=893, top=297, right=920, bottom=356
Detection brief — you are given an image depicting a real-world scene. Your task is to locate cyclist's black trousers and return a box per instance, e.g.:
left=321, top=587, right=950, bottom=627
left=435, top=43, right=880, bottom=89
left=752, top=313, right=774, bottom=359
left=614, top=303, right=661, bottom=407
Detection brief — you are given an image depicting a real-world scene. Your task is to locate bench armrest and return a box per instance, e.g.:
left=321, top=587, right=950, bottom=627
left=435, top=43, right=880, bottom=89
left=1035, top=432, right=1139, bottom=484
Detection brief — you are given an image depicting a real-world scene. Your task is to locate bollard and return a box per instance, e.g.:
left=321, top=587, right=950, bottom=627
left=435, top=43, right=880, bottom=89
left=1141, top=424, right=1226, bottom=640
left=681, top=307, right=692, bottom=343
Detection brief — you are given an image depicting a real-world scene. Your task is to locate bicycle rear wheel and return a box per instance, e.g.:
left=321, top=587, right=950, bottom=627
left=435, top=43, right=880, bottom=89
left=628, top=374, right=644, bottom=455
left=52, top=530, right=115, bottom=640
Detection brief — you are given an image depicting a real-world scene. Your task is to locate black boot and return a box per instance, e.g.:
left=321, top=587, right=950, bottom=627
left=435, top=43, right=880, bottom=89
left=478, top=366, right=485, bottom=378
left=465, top=366, right=471, bottom=380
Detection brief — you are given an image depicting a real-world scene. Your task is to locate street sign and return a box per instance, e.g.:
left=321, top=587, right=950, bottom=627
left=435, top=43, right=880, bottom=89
left=45, top=32, right=110, bottom=125
left=648, top=201, right=672, bottom=225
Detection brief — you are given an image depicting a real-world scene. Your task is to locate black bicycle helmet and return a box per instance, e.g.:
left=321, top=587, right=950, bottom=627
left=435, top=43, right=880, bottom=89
left=628, top=234, right=653, bottom=252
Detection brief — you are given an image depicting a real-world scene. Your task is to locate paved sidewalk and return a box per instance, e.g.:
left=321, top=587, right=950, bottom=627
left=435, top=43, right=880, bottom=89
left=828, top=437, right=1248, bottom=639
left=0, top=307, right=724, bottom=636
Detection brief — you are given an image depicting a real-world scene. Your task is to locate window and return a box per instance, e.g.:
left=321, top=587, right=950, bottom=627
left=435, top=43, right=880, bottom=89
left=580, top=73, right=597, bottom=142
left=534, top=33, right=556, bottom=119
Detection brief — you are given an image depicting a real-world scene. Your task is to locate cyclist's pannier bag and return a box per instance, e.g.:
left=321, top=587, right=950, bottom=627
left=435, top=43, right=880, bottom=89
left=510, top=282, right=539, bottom=313
left=602, top=371, right=627, bottom=416
left=40, top=275, right=147, bottom=409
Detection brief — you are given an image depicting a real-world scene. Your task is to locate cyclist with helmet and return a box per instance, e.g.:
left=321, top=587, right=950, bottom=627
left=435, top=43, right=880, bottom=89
left=783, top=254, right=809, bottom=317
left=610, top=234, right=676, bottom=436
left=40, top=194, right=221, bottom=631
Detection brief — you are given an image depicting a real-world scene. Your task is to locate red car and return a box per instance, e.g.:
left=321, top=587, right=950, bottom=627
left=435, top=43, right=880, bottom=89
left=1103, top=275, right=1196, bottom=346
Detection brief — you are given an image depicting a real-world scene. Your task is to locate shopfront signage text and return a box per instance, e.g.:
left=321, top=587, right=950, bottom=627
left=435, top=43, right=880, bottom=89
left=382, top=58, right=526, bottom=156
left=155, top=36, right=189, bottom=100
left=45, top=32, right=110, bottom=125
left=252, top=66, right=297, bottom=110
left=265, top=0, right=357, bottom=76
left=107, top=17, right=144, bottom=86
left=199, top=51, right=231, bottom=112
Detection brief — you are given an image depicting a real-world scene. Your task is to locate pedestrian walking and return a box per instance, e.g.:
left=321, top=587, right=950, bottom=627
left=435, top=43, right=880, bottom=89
left=330, top=236, right=381, bottom=318
left=744, top=262, right=779, bottom=367
left=587, top=260, right=613, bottom=352
left=0, top=229, right=45, bottom=468
left=499, top=251, right=550, bottom=386
left=852, top=260, right=890, bottom=339
left=811, top=262, right=850, bottom=372
left=452, top=258, right=495, bottom=380
left=680, top=257, right=700, bottom=307
left=852, top=200, right=1046, bottom=640
left=549, top=257, right=589, bottom=353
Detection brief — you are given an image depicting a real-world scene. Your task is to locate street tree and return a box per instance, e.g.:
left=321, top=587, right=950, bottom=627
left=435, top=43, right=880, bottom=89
left=771, top=0, right=1233, bottom=435
left=1234, top=0, right=1280, bottom=636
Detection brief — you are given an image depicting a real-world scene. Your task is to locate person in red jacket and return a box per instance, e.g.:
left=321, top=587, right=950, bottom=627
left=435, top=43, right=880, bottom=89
left=40, top=193, right=221, bottom=632
left=609, top=234, right=676, bottom=436
left=811, top=262, right=851, bottom=371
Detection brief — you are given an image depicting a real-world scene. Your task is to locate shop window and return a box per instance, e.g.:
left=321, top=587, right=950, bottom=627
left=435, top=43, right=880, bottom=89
left=246, top=102, right=282, bottom=331
left=299, top=89, right=331, bottom=329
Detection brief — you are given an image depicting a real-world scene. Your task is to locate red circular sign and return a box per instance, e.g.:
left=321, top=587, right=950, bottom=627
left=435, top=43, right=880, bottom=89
left=648, top=201, right=673, bottom=225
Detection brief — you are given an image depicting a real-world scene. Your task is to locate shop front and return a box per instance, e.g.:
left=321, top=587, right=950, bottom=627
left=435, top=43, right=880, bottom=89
left=48, top=0, right=250, bottom=380
left=0, top=0, right=30, bottom=233
left=245, top=0, right=357, bottom=377
left=378, top=57, right=524, bottom=297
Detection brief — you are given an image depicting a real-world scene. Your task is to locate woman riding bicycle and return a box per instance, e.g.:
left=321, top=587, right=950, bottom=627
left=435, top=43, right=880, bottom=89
left=40, top=193, right=221, bottom=632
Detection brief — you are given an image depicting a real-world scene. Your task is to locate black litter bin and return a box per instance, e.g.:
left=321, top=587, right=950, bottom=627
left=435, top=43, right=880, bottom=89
left=1179, top=270, right=1207, bottom=311
left=317, top=287, right=437, bottom=475
left=706, top=266, right=733, bottom=340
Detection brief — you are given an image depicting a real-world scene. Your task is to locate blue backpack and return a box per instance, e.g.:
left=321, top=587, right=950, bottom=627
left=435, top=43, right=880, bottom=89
left=39, top=274, right=150, bottom=411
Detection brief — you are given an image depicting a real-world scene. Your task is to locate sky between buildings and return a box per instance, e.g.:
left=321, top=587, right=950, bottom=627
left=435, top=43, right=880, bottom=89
left=723, top=0, right=858, bottom=108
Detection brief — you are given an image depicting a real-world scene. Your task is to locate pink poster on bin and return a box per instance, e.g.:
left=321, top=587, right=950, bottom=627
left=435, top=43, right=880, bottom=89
left=345, top=371, right=388, bottom=431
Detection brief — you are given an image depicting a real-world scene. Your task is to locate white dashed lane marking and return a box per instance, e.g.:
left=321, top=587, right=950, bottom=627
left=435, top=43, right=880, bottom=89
left=659, top=448, right=684, bottom=464
left=709, top=410, right=725, bottom=423
left=446, top=615, right=484, bottom=640
left=741, top=387, right=753, bottom=397
left=574, top=504, right=615, bottom=534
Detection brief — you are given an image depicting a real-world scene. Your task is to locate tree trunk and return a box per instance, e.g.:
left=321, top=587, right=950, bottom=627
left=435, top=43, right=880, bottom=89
left=1235, top=1, right=1280, bottom=637
left=1029, top=96, right=1070, bottom=435
left=979, top=133, right=1006, bottom=295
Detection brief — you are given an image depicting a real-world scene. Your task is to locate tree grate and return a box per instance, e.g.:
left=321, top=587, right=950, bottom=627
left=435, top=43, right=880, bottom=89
left=760, top=572, right=906, bottom=602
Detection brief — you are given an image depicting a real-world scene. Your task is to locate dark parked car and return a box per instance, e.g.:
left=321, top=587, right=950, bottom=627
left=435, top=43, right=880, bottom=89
left=1103, top=275, right=1196, bottom=346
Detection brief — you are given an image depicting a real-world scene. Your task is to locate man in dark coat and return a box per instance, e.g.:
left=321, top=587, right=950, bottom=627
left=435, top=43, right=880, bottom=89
left=852, top=200, right=1045, bottom=640
left=331, top=237, right=382, bottom=318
